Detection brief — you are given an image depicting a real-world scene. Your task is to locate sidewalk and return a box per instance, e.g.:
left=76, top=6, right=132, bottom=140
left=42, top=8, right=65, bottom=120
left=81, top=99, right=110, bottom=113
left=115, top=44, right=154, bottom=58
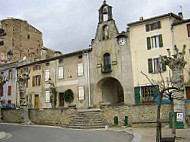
left=125, top=127, right=190, bottom=142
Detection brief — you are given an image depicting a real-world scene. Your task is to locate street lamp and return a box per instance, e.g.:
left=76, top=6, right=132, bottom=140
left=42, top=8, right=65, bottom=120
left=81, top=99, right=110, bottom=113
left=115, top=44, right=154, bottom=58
left=7, top=50, right=13, bottom=62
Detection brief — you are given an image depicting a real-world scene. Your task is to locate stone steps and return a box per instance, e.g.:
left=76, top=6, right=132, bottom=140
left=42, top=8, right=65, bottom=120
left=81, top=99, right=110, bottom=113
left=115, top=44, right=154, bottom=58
left=66, top=109, right=108, bottom=129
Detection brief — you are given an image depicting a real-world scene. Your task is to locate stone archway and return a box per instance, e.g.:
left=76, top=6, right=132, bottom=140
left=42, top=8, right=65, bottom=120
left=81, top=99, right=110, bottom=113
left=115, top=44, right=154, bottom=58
left=94, top=77, right=124, bottom=105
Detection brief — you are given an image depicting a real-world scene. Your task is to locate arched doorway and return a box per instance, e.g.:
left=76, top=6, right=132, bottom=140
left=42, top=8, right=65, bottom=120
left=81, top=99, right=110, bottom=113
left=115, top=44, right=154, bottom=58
left=95, top=77, right=124, bottom=105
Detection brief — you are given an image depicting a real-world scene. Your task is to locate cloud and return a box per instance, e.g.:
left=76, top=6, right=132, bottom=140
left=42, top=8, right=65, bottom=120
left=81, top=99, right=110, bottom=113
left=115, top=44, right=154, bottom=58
left=0, top=0, right=190, bottom=54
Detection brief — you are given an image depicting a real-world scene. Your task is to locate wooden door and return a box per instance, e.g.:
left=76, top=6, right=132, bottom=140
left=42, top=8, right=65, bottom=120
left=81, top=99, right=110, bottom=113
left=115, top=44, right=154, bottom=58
left=186, top=87, right=190, bottom=100
left=35, top=94, right=39, bottom=108
left=59, top=93, right=64, bottom=107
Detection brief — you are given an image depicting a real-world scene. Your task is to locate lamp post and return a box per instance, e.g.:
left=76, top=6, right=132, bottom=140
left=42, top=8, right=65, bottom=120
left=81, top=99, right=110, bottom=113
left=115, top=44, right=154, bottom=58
left=17, top=72, right=32, bottom=124
left=7, top=50, right=13, bottom=62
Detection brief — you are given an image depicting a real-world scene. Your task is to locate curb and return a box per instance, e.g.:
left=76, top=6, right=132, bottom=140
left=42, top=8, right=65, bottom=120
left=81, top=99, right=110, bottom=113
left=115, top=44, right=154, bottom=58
left=0, top=131, right=8, bottom=140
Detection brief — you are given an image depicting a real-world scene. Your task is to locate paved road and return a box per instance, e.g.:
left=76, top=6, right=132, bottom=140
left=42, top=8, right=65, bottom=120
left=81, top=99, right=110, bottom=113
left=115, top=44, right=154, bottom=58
left=0, top=124, right=133, bottom=142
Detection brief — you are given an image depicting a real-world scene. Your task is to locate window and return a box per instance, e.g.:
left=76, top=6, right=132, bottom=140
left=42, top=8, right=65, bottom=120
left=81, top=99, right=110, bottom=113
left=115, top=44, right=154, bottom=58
left=146, top=21, right=161, bottom=32
left=103, top=53, right=111, bottom=72
left=24, top=68, right=28, bottom=72
left=78, top=55, right=82, bottom=59
left=8, top=85, right=11, bottom=96
left=27, top=34, right=30, bottom=39
left=8, top=70, right=12, bottom=80
left=78, top=87, right=85, bottom=100
left=46, top=62, right=50, bottom=66
left=0, top=87, right=3, bottom=96
left=77, top=63, right=84, bottom=76
left=44, top=70, right=50, bottom=81
left=141, top=86, right=153, bottom=103
left=187, top=24, right=190, bottom=37
left=7, top=100, right=11, bottom=104
left=0, top=41, right=4, bottom=46
left=32, top=75, right=41, bottom=86
left=33, top=65, right=41, bottom=71
left=147, top=34, right=163, bottom=50
left=148, top=57, right=166, bottom=73
left=134, top=85, right=159, bottom=104
left=103, top=25, right=109, bottom=40
left=59, top=59, right=63, bottom=63
left=45, top=91, right=50, bottom=102
left=58, top=66, right=64, bottom=79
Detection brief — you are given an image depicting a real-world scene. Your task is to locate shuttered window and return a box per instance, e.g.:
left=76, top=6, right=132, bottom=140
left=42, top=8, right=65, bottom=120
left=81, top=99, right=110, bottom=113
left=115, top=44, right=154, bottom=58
left=45, top=70, right=50, bottom=81
left=45, top=91, right=50, bottom=102
left=32, top=75, right=41, bottom=86
left=77, top=63, right=84, bottom=76
left=145, top=21, right=161, bottom=32
left=78, top=86, right=85, bottom=100
left=8, top=85, right=11, bottom=96
left=58, top=66, right=64, bottom=79
left=148, top=57, right=166, bottom=73
left=187, top=24, right=190, bottom=37
left=147, top=34, right=163, bottom=50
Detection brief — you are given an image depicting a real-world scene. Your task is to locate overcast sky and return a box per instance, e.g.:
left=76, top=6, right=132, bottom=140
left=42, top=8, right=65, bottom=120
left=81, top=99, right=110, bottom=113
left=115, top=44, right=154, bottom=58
left=0, top=0, right=190, bottom=54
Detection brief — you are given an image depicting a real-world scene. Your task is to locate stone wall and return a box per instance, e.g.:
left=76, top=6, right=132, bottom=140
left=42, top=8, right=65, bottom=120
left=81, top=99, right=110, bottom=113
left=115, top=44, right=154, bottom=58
left=2, top=109, right=22, bottom=123
left=1, top=103, right=190, bottom=127
left=101, top=103, right=190, bottom=127
left=29, top=108, right=77, bottom=125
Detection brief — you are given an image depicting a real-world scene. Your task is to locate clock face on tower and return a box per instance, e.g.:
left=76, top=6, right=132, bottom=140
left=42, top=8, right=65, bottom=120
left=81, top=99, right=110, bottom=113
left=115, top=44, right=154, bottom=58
left=118, top=37, right=126, bottom=46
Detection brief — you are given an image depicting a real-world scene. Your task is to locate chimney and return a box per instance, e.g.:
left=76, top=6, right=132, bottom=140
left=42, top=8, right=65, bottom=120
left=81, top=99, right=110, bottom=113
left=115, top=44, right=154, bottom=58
left=178, top=12, right=183, bottom=19
left=139, top=16, right=144, bottom=21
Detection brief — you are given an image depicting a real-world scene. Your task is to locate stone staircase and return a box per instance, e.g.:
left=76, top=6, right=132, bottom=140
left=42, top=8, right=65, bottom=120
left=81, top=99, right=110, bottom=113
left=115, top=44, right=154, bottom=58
left=66, top=109, right=108, bottom=129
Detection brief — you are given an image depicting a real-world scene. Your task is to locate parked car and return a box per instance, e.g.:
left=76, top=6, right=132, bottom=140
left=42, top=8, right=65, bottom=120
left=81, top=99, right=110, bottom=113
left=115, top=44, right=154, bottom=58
left=154, top=96, right=190, bottom=104
left=0, top=104, right=19, bottom=109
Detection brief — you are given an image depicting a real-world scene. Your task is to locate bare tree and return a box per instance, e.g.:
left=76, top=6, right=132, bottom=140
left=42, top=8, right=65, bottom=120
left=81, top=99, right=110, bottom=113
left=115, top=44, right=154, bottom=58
left=141, top=45, right=186, bottom=142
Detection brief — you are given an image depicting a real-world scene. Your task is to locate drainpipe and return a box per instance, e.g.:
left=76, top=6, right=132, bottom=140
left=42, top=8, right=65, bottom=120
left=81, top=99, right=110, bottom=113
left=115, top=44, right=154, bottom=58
left=169, top=14, right=175, bottom=54
left=85, top=52, right=91, bottom=107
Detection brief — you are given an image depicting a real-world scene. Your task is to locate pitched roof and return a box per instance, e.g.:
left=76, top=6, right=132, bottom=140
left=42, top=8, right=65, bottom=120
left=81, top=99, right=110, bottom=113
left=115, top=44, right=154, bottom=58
left=127, top=13, right=182, bottom=26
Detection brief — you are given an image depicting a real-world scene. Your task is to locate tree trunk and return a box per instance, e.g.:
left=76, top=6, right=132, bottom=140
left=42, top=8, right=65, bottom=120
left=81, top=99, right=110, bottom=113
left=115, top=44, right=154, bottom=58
left=171, top=98, right=176, bottom=135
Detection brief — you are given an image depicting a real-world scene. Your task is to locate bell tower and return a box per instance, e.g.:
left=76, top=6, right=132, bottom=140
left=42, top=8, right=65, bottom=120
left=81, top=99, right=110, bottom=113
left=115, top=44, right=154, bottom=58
left=99, top=0, right=113, bottom=23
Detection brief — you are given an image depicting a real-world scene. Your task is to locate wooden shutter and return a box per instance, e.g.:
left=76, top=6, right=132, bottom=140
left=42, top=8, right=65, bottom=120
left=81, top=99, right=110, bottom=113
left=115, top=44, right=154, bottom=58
left=33, top=66, right=36, bottom=71
left=8, top=85, right=11, bottom=96
left=134, top=87, right=141, bottom=104
left=187, top=24, right=190, bottom=37
left=152, top=85, right=159, bottom=101
left=26, top=79, right=28, bottom=88
left=159, top=34, right=163, bottom=47
left=162, top=59, right=166, bottom=72
left=147, top=37, right=151, bottom=50
left=148, top=58, right=153, bottom=73
left=38, top=75, right=41, bottom=86
left=78, top=63, right=84, bottom=76
left=39, top=65, right=41, bottom=70
left=32, top=76, right=35, bottom=86
left=146, top=24, right=150, bottom=32
left=0, top=87, right=3, bottom=96
left=157, top=21, right=161, bottom=29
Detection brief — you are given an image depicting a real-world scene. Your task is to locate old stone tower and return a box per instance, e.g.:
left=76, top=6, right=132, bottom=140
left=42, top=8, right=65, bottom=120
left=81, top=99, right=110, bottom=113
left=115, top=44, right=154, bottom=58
left=90, top=1, right=134, bottom=107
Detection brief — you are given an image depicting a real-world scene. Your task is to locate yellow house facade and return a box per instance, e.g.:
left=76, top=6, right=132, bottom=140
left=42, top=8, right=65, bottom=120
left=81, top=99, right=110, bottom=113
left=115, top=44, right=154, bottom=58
left=128, top=13, right=190, bottom=104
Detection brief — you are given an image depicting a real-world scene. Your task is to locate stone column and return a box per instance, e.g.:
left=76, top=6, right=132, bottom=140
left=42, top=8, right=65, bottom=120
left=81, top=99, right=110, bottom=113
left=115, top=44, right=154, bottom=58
left=17, top=73, right=32, bottom=124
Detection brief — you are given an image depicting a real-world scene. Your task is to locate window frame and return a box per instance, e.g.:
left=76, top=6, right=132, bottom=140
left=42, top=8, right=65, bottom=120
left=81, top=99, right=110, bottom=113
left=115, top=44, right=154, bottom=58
left=45, top=91, right=50, bottom=103
left=58, top=66, right=64, bottom=79
left=77, top=63, right=84, bottom=76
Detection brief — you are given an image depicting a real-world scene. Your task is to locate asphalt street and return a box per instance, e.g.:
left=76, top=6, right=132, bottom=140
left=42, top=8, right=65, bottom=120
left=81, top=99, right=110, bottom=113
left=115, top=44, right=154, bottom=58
left=0, top=124, right=133, bottom=142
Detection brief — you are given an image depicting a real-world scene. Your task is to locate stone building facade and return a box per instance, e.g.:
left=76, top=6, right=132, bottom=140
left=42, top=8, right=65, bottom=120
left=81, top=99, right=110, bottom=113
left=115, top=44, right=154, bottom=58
left=17, top=49, right=91, bottom=109
left=89, top=1, right=134, bottom=106
left=0, top=18, right=55, bottom=64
